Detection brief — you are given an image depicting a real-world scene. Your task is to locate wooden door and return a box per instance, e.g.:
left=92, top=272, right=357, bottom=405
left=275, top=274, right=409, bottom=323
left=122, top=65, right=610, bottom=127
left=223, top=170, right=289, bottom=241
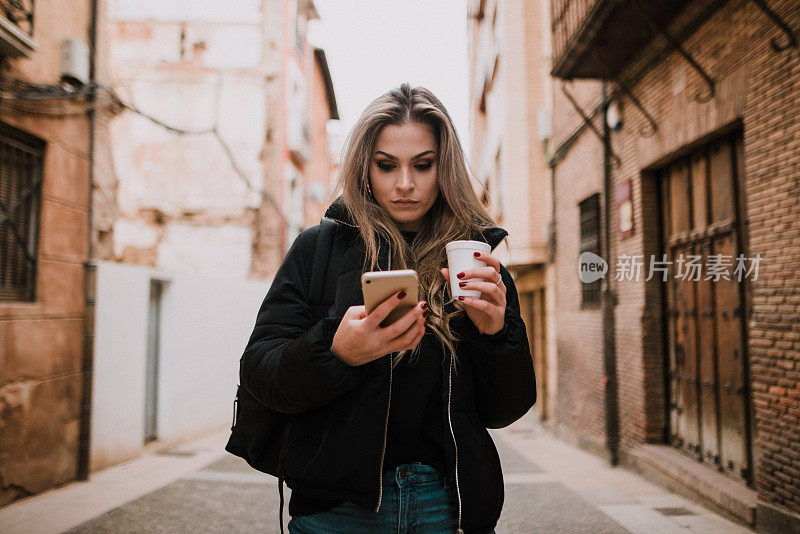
left=520, top=288, right=548, bottom=421
left=660, top=133, right=751, bottom=484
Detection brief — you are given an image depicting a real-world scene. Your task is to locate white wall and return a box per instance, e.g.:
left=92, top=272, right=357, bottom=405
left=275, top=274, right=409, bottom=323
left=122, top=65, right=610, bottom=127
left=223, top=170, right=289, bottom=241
left=90, top=260, right=269, bottom=472
left=91, top=262, right=150, bottom=471
left=100, top=0, right=268, bottom=279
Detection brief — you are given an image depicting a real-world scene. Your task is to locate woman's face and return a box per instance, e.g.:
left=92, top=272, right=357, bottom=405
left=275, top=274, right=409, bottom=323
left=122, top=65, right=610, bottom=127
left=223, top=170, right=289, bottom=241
left=369, top=122, right=439, bottom=232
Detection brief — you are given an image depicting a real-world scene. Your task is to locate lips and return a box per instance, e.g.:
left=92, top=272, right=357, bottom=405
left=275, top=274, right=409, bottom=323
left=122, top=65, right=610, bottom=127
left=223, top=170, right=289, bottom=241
left=392, top=200, right=418, bottom=206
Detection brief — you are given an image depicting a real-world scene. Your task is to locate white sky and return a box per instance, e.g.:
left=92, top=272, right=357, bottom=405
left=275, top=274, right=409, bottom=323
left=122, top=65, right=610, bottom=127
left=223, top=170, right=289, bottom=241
left=307, top=0, right=471, bottom=155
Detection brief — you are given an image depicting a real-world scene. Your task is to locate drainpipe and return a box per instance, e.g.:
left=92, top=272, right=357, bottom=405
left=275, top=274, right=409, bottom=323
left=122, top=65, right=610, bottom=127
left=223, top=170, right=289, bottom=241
left=77, top=0, right=98, bottom=481
left=601, top=81, right=620, bottom=466
left=546, top=139, right=556, bottom=264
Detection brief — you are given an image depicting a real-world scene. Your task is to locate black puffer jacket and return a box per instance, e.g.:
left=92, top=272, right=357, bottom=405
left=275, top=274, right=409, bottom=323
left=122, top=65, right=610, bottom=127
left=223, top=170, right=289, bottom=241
left=241, top=200, right=536, bottom=534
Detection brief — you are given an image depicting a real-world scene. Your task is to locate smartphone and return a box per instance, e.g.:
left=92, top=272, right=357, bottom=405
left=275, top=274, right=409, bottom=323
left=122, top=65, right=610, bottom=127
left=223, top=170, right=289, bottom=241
left=361, top=269, right=419, bottom=327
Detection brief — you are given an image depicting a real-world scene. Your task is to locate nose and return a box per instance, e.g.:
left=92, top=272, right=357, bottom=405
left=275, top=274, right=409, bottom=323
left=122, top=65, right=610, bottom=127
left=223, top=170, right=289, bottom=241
left=396, top=166, right=414, bottom=192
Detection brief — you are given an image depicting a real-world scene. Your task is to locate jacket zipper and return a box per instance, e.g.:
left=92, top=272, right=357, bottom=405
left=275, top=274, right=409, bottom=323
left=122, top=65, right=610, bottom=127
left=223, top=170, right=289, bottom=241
left=447, top=355, right=464, bottom=534
left=375, top=356, right=393, bottom=512
left=375, top=242, right=393, bottom=513
left=374, top=243, right=462, bottom=532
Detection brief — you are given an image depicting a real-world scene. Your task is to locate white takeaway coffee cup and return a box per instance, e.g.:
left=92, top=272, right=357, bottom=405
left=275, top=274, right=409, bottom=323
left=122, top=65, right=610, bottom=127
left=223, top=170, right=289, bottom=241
left=446, top=240, right=492, bottom=299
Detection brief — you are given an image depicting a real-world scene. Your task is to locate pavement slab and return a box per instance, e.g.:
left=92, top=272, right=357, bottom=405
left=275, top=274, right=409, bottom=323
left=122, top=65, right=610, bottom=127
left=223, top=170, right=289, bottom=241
left=499, top=482, right=630, bottom=533
left=65, top=479, right=277, bottom=534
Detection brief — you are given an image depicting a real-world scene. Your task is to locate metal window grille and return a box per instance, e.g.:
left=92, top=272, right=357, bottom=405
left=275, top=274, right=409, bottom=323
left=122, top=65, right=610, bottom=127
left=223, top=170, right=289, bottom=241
left=579, top=193, right=601, bottom=307
left=0, top=0, right=35, bottom=36
left=0, top=122, right=44, bottom=301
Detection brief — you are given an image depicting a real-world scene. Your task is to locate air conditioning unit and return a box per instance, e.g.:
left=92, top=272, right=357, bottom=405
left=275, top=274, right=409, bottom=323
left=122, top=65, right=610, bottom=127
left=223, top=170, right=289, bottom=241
left=60, top=38, right=90, bottom=86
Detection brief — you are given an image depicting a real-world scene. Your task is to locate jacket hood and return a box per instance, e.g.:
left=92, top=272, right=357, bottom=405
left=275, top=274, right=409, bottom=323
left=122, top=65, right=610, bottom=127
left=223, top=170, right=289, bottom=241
left=323, top=196, right=509, bottom=250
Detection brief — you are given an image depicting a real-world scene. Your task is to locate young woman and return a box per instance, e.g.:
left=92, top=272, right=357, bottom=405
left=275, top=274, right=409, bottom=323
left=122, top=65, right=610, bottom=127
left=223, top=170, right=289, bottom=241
left=241, top=83, right=536, bottom=534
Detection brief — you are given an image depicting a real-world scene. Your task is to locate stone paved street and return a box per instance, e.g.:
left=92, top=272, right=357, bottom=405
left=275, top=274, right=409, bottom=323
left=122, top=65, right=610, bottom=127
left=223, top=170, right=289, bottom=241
left=0, top=411, right=754, bottom=533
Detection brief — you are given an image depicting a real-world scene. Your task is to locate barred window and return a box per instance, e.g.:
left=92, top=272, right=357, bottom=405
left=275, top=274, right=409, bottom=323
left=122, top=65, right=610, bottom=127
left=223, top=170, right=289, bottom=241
left=579, top=193, right=601, bottom=307
left=0, top=122, right=44, bottom=301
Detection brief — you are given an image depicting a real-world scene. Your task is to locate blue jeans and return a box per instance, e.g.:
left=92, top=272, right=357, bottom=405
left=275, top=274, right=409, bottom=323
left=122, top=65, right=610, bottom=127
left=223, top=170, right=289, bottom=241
left=288, top=462, right=488, bottom=534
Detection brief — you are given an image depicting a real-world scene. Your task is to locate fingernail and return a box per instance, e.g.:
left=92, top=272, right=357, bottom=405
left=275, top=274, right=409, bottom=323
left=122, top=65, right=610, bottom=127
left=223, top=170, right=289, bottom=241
left=459, top=282, right=467, bottom=288
left=422, top=310, right=429, bottom=318
left=457, top=272, right=465, bottom=279
left=458, top=296, right=465, bottom=301
left=474, top=252, right=481, bottom=257
left=398, top=291, right=406, bottom=299
left=420, top=301, right=428, bottom=310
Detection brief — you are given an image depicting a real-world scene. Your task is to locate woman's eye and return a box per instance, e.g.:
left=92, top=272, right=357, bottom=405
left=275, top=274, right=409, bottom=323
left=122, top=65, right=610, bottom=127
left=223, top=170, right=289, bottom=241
left=376, top=162, right=433, bottom=172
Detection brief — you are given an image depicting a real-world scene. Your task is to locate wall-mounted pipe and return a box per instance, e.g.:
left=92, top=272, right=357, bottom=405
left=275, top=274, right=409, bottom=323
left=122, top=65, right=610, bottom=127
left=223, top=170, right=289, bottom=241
left=77, top=0, right=98, bottom=481
left=601, top=81, right=620, bottom=466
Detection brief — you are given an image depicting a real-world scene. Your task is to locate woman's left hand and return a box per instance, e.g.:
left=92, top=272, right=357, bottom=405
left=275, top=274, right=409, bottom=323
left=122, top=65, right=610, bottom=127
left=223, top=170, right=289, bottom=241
left=440, top=251, right=506, bottom=335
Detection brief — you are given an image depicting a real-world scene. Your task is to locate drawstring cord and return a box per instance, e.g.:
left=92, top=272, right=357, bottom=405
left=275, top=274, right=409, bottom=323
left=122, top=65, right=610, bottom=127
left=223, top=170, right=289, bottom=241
left=278, top=477, right=285, bottom=534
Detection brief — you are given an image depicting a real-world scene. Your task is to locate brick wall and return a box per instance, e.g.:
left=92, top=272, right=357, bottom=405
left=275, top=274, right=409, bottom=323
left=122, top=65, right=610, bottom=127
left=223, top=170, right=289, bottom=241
left=739, top=0, right=800, bottom=511
left=468, top=0, right=549, bottom=267
left=552, top=126, right=607, bottom=443
left=551, top=0, right=800, bottom=516
left=469, top=0, right=555, bottom=424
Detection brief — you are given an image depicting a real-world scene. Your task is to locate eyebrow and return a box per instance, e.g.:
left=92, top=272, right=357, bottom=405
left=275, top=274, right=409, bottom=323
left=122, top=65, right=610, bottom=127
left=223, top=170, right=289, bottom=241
left=374, top=150, right=436, bottom=160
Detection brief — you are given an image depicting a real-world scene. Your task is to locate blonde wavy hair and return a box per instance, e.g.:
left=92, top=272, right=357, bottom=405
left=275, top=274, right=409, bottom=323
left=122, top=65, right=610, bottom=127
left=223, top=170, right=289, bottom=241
left=334, top=83, right=496, bottom=367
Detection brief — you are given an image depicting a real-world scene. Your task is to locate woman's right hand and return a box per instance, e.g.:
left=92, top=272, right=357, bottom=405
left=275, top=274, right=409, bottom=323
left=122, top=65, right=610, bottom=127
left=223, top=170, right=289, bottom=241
left=330, top=292, right=428, bottom=366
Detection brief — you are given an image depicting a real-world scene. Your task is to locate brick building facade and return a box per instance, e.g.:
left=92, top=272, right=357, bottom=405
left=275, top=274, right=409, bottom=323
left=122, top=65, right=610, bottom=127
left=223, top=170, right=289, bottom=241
left=93, top=0, right=336, bottom=280
left=468, top=0, right=554, bottom=421
left=84, top=0, right=339, bottom=473
left=0, top=1, right=94, bottom=505
left=549, top=0, right=800, bottom=530
left=1, top=0, right=340, bottom=505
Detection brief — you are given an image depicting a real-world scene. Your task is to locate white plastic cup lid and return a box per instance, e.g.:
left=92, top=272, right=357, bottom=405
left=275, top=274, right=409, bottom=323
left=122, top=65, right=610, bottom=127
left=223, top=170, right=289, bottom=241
left=446, top=240, right=491, bottom=253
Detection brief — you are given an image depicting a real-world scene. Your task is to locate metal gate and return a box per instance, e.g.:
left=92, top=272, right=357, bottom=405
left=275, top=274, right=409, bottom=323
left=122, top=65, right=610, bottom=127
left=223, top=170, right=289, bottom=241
left=659, top=132, right=752, bottom=484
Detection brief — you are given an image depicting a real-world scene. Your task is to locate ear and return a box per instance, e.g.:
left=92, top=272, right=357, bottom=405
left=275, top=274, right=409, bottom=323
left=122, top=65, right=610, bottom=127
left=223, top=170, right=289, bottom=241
left=363, top=175, right=374, bottom=198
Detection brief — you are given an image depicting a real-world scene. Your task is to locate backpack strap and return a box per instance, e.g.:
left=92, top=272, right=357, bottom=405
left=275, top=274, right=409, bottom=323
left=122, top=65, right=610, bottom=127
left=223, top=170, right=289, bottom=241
left=322, top=219, right=346, bottom=306
left=278, top=217, right=342, bottom=534
left=308, top=217, right=338, bottom=304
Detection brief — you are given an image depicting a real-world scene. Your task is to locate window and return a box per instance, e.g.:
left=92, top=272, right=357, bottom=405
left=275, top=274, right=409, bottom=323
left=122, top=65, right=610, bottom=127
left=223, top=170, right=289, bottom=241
left=295, top=21, right=303, bottom=53
left=0, top=122, right=44, bottom=301
left=1, top=0, right=34, bottom=35
left=0, top=0, right=37, bottom=58
left=579, top=193, right=601, bottom=307
left=294, top=8, right=306, bottom=54
left=494, top=147, right=503, bottom=222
